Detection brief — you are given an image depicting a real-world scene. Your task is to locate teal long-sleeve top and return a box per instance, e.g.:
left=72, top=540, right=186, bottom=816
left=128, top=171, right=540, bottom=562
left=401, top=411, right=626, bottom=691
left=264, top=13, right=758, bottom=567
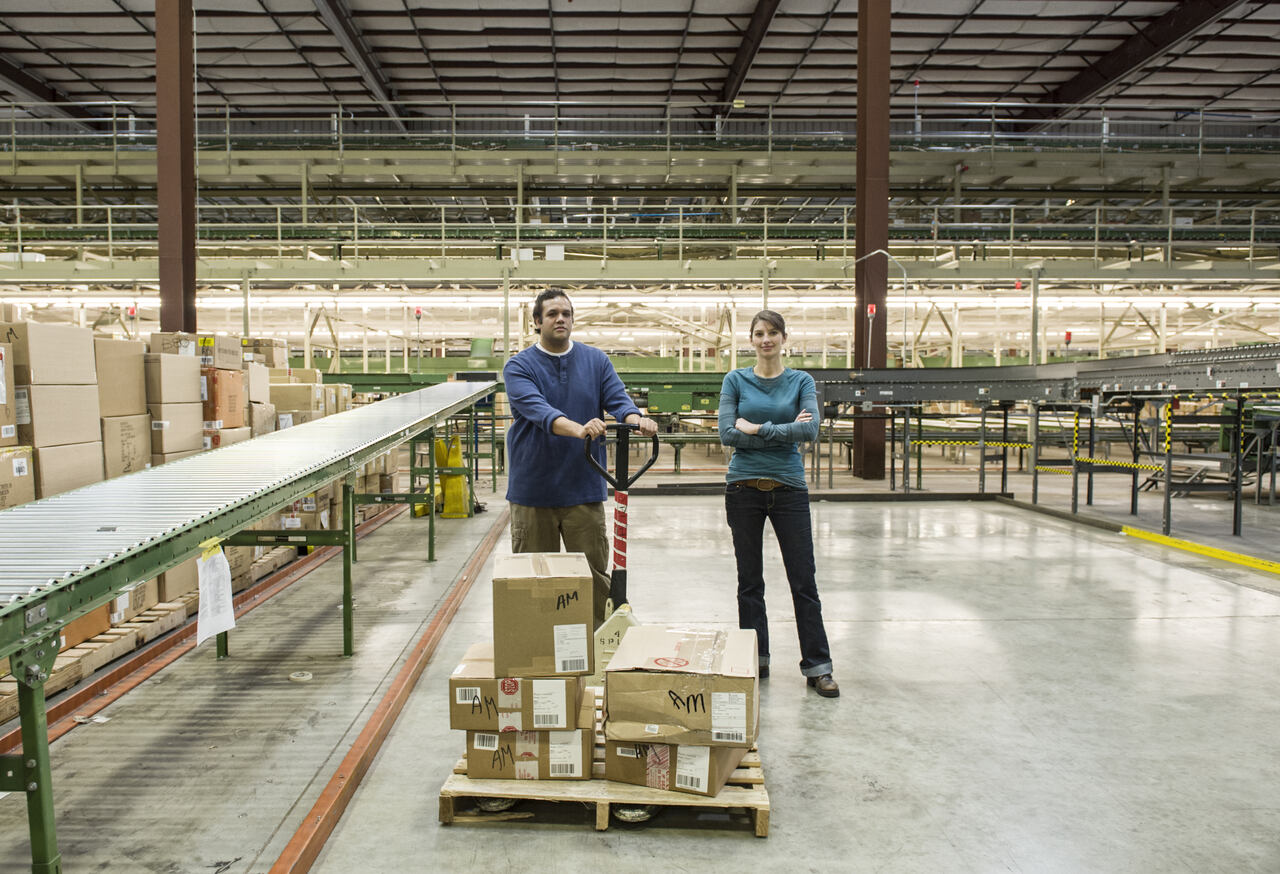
left=718, top=367, right=820, bottom=488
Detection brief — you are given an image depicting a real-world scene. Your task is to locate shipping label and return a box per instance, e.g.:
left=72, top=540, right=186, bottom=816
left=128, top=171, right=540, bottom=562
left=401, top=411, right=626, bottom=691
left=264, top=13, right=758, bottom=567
left=531, top=679, right=568, bottom=729
left=711, top=691, right=747, bottom=743
left=675, top=745, right=711, bottom=793
left=548, top=730, right=582, bottom=778
left=14, top=387, right=29, bottom=425
left=553, top=623, right=588, bottom=673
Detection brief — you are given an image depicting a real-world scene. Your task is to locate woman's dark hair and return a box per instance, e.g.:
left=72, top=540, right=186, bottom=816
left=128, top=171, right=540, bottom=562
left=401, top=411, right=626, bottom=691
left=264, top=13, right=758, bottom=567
left=532, top=287, right=572, bottom=323
left=749, top=309, right=786, bottom=337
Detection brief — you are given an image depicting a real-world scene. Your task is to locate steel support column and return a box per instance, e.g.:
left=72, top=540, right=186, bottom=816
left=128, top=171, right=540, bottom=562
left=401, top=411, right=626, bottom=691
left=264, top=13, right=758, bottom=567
left=155, top=0, right=197, bottom=332
left=852, top=0, right=890, bottom=479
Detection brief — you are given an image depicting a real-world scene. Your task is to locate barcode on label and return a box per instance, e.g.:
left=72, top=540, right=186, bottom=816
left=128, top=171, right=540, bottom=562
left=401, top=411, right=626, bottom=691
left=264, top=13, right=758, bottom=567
left=473, top=733, right=499, bottom=751
left=455, top=687, right=481, bottom=705
left=712, top=731, right=745, bottom=743
left=559, top=658, right=586, bottom=672
left=533, top=714, right=559, bottom=726
left=550, top=763, right=576, bottom=776
left=676, top=774, right=703, bottom=790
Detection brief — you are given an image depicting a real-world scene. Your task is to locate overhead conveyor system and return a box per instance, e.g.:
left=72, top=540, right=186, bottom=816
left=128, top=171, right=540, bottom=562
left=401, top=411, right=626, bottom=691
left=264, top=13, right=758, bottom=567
left=0, top=379, right=495, bottom=874
left=812, top=344, right=1280, bottom=405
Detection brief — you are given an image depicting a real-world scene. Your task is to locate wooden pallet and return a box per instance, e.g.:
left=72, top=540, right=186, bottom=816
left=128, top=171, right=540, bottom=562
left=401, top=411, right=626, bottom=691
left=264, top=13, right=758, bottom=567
left=0, top=600, right=189, bottom=724
left=439, top=746, right=769, bottom=836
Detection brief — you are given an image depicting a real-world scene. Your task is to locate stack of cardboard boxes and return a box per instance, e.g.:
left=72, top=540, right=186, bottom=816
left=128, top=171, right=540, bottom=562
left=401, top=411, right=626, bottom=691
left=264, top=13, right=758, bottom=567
left=96, top=337, right=150, bottom=479
left=0, top=343, right=34, bottom=509
left=8, top=322, right=105, bottom=498
left=450, top=553, right=596, bottom=780
left=145, top=346, right=203, bottom=465
left=602, top=626, right=759, bottom=797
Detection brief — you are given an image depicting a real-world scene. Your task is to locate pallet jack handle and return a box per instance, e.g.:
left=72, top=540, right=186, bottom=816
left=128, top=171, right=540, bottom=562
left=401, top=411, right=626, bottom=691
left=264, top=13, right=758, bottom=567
left=583, top=423, right=660, bottom=607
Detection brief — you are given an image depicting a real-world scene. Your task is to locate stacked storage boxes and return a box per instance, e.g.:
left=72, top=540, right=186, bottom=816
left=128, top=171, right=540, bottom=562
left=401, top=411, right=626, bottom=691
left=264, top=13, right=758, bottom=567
left=8, top=321, right=104, bottom=497
left=95, top=337, right=150, bottom=478
left=144, top=345, right=203, bottom=465
left=450, top=553, right=596, bottom=780
left=199, top=334, right=250, bottom=449
left=0, top=343, right=34, bottom=509
left=602, top=626, right=759, bottom=797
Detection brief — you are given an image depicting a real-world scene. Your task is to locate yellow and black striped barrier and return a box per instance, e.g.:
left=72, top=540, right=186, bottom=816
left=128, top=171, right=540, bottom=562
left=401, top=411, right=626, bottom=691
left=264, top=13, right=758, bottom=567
left=1034, top=465, right=1074, bottom=476
left=913, top=440, right=1033, bottom=449
left=1074, top=456, right=1165, bottom=472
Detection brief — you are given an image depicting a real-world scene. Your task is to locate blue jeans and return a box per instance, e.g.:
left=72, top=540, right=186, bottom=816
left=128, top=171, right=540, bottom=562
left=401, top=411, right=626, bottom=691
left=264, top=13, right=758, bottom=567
left=724, top=482, right=833, bottom=677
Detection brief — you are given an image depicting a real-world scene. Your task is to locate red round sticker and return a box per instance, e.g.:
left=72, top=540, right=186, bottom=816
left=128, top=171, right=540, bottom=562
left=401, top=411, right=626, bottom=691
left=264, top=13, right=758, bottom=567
left=653, top=657, right=689, bottom=668
left=500, top=678, right=519, bottom=694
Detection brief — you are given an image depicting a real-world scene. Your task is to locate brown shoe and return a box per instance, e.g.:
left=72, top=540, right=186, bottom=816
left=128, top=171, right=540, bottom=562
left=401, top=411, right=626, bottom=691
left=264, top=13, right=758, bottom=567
left=807, top=674, right=839, bottom=698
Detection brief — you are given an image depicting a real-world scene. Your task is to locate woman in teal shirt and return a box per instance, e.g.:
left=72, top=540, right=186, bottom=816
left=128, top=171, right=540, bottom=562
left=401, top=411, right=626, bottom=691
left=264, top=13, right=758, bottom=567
left=718, top=310, right=838, bottom=697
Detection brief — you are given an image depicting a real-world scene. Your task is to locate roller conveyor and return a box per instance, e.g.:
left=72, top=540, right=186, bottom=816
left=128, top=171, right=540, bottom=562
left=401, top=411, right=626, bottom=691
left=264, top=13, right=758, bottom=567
left=0, top=379, right=495, bottom=874
left=0, top=380, right=494, bottom=654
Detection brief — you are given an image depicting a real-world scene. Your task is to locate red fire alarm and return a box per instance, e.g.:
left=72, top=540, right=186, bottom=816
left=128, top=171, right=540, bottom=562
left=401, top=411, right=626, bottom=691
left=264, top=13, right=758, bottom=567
left=414, top=307, right=422, bottom=319
left=1014, top=279, right=1023, bottom=290
left=127, top=306, right=136, bottom=317
left=866, top=303, right=877, bottom=318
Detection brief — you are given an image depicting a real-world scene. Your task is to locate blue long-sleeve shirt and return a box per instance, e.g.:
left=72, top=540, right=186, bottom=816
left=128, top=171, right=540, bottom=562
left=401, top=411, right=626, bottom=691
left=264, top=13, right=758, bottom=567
left=504, top=342, right=640, bottom=507
left=718, top=367, right=820, bottom=489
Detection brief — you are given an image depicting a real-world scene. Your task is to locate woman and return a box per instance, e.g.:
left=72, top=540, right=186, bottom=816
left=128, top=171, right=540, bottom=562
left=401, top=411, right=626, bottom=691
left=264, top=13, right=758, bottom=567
left=718, top=310, right=838, bottom=698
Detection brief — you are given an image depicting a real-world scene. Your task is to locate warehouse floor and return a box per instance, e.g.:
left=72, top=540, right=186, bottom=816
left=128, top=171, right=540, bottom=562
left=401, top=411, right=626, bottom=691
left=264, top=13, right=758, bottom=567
left=2, top=479, right=1279, bottom=873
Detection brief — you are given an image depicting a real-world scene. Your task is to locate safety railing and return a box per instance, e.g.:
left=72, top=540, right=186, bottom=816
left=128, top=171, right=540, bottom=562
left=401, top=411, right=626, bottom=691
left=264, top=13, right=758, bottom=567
left=3, top=201, right=1279, bottom=263
left=3, top=99, right=1280, bottom=155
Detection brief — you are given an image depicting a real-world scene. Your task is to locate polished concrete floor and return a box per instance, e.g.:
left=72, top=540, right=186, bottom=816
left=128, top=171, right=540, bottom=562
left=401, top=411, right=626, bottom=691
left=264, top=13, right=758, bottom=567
left=2, top=483, right=1279, bottom=873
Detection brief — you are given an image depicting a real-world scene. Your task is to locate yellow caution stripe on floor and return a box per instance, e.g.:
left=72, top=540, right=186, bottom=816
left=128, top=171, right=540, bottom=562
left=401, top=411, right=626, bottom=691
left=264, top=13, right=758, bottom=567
left=1121, top=526, right=1280, bottom=576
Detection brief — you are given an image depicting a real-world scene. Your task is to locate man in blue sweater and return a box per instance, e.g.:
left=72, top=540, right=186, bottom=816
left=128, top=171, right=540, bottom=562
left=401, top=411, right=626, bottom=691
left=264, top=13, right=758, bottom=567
left=503, top=288, right=657, bottom=625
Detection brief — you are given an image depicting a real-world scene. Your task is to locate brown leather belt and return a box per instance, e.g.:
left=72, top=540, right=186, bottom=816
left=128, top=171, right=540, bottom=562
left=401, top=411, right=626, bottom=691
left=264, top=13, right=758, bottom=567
left=737, top=478, right=786, bottom=491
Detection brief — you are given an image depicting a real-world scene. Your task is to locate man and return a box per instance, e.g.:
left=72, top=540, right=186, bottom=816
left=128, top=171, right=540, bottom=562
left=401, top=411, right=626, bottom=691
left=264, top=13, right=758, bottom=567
left=504, top=288, right=658, bottom=626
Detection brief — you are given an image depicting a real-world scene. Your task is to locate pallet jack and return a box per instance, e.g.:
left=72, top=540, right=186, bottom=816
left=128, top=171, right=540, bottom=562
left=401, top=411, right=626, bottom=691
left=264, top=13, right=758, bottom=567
left=583, top=423, right=661, bottom=685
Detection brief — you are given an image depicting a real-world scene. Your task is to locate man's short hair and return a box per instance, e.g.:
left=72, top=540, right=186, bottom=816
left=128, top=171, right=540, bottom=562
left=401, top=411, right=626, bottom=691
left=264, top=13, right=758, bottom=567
left=532, top=287, right=572, bottom=323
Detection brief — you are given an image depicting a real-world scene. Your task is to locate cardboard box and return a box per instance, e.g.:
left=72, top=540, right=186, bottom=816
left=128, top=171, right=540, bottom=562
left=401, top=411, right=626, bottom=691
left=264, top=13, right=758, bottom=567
left=604, top=627, right=759, bottom=747
left=94, top=337, right=147, bottom=417
left=148, top=402, right=203, bottom=453
left=250, top=401, right=276, bottom=437
left=276, top=409, right=323, bottom=429
left=0, top=445, right=34, bottom=509
left=269, top=383, right=324, bottom=412
left=108, top=578, right=159, bottom=625
left=60, top=605, right=110, bottom=652
left=202, top=426, right=251, bottom=450
left=491, top=552, right=594, bottom=678
left=292, top=369, right=322, bottom=384
left=101, top=413, right=151, bottom=478
left=197, top=334, right=243, bottom=371
left=244, top=362, right=270, bottom=404
left=143, top=353, right=201, bottom=403
left=336, top=383, right=352, bottom=412
left=34, top=441, right=105, bottom=498
left=159, top=558, right=198, bottom=601
left=251, top=338, right=289, bottom=368
left=200, top=367, right=245, bottom=428
left=267, top=367, right=296, bottom=384
left=0, top=344, right=17, bottom=447
left=0, top=321, right=96, bottom=384
left=149, top=331, right=198, bottom=358
left=448, top=641, right=592, bottom=731
left=16, top=384, right=102, bottom=447
left=604, top=741, right=748, bottom=797
left=150, top=449, right=203, bottom=466
left=464, top=729, right=592, bottom=780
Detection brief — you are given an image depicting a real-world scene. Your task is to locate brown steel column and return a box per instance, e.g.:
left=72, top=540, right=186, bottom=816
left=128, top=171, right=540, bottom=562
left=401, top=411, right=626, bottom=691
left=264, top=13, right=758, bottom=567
left=156, top=0, right=197, bottom=332
left=853, top=0, right=889, bottom=479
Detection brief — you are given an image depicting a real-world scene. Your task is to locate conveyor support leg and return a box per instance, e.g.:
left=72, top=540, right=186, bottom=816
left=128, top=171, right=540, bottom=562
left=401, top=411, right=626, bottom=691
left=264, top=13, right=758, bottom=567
left=343, top=482, right=355, bottom=657
left=8, top=637, right=62, bottom=873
